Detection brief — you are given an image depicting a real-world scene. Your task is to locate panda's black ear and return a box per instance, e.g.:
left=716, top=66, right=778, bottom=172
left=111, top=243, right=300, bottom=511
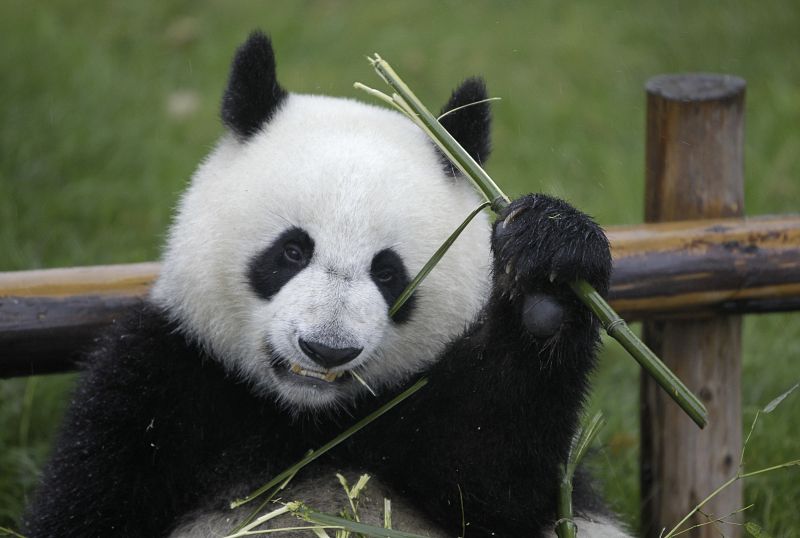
left=438, top=77, right=492, bottom=175
left=221, top=30, right=288, bottom=140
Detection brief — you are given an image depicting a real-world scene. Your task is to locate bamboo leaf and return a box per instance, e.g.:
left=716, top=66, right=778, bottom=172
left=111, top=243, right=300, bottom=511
left=745, top=522, right=773, bottom=538
left=231, top=525, right=341, bottom=536
left=230, top=378, right=428, bottom=509
left=389, top=202, right=490, bottom=317
left=567, top=411, right=606, bottom=475
left=557, top=412, right=605, bottom=538
left=763, top=382, right=798, bottom=413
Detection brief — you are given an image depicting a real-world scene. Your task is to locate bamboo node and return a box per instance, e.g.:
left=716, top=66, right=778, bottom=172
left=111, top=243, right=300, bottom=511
left=605, top=318, right=626, bottom=334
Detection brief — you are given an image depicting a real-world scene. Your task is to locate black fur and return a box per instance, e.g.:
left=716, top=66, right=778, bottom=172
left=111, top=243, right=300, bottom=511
left=221, top=30, right=287, bottom=140
left=370, top=248, right=416, bottom=323
left=23, top=195, right=612, bottom=537
left=493, top=194, right=612, bottom=297
left=438, top=77, right=492, bottom=174
left=248, top=227, right=315, bottom=300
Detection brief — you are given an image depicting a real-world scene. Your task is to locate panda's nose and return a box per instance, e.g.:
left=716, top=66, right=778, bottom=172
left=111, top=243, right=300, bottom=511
left=298, top=338, right=362, bottom=369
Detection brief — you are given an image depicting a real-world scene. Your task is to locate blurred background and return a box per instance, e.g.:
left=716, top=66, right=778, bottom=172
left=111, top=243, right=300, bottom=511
left=1, top=0, right=798, bottom=534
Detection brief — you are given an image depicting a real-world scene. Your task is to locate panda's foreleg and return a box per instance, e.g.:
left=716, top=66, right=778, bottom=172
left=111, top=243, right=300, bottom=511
left=350, top=194, right=612, bottom=536
left=19, top=307, right=238, bottom=538
left=20, top=336, right=190, bottom=538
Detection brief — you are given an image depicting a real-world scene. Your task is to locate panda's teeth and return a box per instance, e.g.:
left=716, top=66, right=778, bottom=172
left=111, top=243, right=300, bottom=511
left=289, top=364, right=344, bottom=382
left=301, top=369, right=327, bottom=380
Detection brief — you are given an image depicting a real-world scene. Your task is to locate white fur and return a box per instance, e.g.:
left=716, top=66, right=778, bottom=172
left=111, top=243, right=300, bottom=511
left=152, top=94, right=492, bottom=410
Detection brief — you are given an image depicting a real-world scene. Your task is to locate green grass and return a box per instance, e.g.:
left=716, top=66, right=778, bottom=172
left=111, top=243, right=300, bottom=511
left=1, top=0, right=799, bottom=534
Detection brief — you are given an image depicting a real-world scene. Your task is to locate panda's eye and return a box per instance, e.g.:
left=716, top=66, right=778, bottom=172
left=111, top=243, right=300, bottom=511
left=283, top=242, right=305, bottom=264
left=374, top=268, right=395, bottom=283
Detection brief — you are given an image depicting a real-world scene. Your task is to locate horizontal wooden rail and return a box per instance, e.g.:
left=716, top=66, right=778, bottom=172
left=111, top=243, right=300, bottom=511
left=610, top=215, right=800, bottom=317
left=1, top=216, right=799, bottom=378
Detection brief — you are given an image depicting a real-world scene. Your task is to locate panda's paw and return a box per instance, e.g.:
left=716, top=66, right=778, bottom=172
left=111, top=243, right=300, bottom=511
left=492, top=194, right=611, bottom=297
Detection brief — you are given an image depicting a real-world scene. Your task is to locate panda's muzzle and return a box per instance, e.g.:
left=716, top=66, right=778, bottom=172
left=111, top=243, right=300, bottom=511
left=298, top=338, right=363, bottom=369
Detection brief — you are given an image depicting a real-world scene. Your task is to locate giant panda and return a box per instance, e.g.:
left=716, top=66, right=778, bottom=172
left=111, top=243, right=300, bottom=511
left=22, top=31, right=627, bottom=537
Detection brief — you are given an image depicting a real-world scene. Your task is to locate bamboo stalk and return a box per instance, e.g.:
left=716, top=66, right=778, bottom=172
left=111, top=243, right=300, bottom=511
left=367, top=56, right=509, bottom=212
left=556, top=412, right=606, bottom=538
left=360, top=55, right=708, bottom=429
left=571, top=280, right=707, bottom=428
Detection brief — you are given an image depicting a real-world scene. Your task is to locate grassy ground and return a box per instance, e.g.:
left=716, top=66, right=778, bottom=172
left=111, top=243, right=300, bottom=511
left=1, top=0, right=799, bottom=534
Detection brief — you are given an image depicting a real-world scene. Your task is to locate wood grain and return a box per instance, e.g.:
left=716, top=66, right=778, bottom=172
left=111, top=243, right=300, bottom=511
left=641, top=73, right=745, bottom=538
left=609, top=216, right=800, bottom=318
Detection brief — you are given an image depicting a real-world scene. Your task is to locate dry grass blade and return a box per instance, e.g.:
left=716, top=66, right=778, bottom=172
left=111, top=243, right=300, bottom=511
left=384, top=499, right=392, bottom=530
left=663, top=385, right=800, bottom=538
left=291, top=504, right=432, bottom=538
left=224, top=502, right=300, bottom=537
left=350, top=370, right=377, bottom=397
left=669, top=505, right=753, bottom=537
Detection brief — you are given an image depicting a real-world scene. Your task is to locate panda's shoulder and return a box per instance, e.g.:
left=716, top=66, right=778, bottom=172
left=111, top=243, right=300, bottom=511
left=76, top=301, right=228, bottom=407
left=83, top=302, right=195, bottom=372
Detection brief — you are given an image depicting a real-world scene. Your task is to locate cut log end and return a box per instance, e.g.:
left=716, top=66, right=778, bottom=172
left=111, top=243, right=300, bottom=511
left=645, top=73, right=746, bottom=102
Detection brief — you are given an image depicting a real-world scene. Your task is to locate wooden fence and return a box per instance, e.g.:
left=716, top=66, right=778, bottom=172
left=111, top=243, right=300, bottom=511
left=1, top=73, right=799, bottom=537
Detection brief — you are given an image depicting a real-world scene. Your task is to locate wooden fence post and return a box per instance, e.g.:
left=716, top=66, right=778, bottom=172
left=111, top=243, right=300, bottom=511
left=640, top=74, right=746, bottom=537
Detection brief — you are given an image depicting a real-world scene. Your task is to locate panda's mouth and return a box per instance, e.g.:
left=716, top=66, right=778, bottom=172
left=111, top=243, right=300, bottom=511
left=265, top=345, right=354, bottom=390
left=268, top=353, right=350, bottom=387
left=288, top=363, right=345, bottom=383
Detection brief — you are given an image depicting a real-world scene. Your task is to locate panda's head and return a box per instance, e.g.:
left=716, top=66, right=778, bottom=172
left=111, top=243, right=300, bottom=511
left=152, top=31, right=492, bottom=412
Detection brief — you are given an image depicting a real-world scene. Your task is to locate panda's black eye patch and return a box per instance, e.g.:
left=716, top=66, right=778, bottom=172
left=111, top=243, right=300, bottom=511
left=370, top=249, right=415, bottom=323
left=248, top=227, right=314, bottom=300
